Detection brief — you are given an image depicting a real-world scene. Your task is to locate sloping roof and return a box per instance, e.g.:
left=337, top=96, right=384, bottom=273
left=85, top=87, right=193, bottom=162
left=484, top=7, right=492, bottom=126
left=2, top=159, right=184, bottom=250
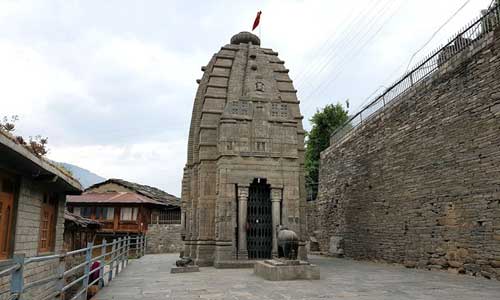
left=86, top=178, right=180, bottom=206
left=67, top=192, right=169, bottom=206
left=0, top=130, right=82, bottom=193
left=64, top=210, right=102, bottom=227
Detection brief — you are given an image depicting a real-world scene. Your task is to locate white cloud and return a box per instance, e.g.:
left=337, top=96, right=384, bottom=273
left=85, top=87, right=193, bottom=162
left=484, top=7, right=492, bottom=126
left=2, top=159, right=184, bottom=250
left=0, top=0, right=494, bottom=195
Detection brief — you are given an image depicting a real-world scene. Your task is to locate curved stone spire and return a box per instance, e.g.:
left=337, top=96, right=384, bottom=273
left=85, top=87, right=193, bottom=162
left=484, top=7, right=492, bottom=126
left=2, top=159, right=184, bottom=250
left=181, top=32, right=306, bottom=267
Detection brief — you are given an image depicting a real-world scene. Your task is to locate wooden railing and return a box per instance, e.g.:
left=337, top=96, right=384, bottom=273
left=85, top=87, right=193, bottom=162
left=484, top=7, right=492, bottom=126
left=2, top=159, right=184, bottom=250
left=0, top=235, right=146, bottom=300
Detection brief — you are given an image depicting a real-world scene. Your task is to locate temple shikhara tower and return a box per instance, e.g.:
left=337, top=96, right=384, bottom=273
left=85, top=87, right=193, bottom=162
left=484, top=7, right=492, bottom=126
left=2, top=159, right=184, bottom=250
left=181, top=31, right=307, bottom=267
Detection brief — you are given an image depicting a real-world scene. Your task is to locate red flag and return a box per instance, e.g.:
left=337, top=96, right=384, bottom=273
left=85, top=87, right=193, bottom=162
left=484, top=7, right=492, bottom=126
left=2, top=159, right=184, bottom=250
left=252, top=11, right=262, bottom=31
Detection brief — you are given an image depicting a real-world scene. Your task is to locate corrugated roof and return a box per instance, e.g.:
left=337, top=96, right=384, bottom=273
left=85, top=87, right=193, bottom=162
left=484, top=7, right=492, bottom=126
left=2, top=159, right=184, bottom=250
left=67, top=192, right=168, bottom=206
left=85, top=178, right=180, bottom=206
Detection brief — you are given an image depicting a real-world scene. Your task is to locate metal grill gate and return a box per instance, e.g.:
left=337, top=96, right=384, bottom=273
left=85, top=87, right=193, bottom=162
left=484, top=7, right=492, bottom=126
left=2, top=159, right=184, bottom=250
left=247, top=178, right=272, bottom=259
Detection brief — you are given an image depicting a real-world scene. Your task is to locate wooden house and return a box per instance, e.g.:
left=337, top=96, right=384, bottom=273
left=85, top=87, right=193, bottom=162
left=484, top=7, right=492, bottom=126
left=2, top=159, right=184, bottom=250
left=66, top=179, right=180, bottom=238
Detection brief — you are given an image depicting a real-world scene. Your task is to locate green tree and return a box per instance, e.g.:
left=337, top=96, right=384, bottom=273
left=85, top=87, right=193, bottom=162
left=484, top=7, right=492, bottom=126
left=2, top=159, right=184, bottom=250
left=305, top=103, right=349, bottom=200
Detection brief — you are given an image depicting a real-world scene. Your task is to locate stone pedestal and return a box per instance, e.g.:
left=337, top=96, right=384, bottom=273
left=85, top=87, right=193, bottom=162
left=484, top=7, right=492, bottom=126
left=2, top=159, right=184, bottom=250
left=170, top=265, right=200, bottom=274
left=254, top=259, right=320, bottom=281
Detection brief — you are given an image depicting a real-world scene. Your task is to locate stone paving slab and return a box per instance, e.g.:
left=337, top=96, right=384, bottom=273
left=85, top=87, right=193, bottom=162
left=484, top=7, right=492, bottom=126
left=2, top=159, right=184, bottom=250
left=94, top=254, right=500, bottom=300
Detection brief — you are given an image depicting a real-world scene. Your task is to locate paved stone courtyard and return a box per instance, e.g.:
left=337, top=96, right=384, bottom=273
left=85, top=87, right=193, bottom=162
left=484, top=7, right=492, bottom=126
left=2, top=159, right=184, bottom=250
left=95, top=254, right=500, bottom=300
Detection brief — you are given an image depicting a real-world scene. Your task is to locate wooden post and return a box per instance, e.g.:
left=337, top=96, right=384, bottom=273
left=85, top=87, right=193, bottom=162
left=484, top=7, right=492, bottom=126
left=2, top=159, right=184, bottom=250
left=108, top=239, right=116, bottom=282
left=82, top=242, right=93, bottom=300
left=11, top=254, right=25, bottom=300
left=99, top=239, right=107, bottom=288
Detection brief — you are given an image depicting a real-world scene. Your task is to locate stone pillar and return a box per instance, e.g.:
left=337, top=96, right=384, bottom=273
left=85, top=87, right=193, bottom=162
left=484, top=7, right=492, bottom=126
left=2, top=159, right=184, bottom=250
left=271, top=188, right=282, bottom=256
left=237, top=186, right=249, bottom=259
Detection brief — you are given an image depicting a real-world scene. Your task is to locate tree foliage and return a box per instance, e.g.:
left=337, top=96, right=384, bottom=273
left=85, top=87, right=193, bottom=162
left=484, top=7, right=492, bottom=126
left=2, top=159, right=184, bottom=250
left=305, top=103, right=349, bottom=199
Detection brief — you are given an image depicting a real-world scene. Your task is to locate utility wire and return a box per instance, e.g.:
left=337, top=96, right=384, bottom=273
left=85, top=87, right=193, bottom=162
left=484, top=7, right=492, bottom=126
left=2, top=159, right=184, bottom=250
left=301, top=0, right=401, bottom=112
left=404, top=0, right=472, bottom=73
left=296, top=0, right=391, bottom=91
left=292, top=3, right=359, bottom=84
left=309, top=0, right=405, bottom=112
left=294, top=1, right=382, bottom=85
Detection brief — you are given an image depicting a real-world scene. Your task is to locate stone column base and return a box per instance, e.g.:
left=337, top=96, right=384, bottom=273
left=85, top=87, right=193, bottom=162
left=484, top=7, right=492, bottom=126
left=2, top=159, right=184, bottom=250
left=193, top=241, right=216, bottom=267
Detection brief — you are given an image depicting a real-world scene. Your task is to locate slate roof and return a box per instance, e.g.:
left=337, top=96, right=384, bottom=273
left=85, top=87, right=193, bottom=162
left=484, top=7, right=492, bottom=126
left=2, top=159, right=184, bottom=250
left=85, top=178, right=180, bottom=207
left=0, top=130, right=82, bottom=193
left=64, top=210, right=102, bottom=227
left=67, top=192, right=167, bottom=206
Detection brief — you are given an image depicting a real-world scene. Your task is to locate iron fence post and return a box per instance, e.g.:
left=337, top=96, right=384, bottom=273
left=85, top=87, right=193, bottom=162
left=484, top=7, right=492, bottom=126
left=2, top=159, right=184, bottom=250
left=57, top=251, right=66, bottom=300
left=141, top=235, right=145, bottom=257
left=82, top=242, right=93, bottom=300
left=120, top=238, right=125, bottom=271
left=136, top=236, right=140, bottom=258
left=108, top=239, right=116, bottom=282
left=126, top=236, right=130, bottom=266
left=11, top=254, right=25, bottom=300
left=99, top=239, right=107, bottom=288
left=115, top=238, right=121, bottom=275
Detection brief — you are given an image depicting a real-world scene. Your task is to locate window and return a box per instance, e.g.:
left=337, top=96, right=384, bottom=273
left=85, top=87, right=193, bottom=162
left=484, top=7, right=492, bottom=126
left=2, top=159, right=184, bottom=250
left=73, top=207, right=81, bottom=216
left=80, top=207, right=93, bottom=218
left=0, top=177, right=15, bottom=260
left=120, top=207, right=138, bottom=221
left=96, top=207, right=114, bottom=221
left=39, top=194, right=57, bottom=253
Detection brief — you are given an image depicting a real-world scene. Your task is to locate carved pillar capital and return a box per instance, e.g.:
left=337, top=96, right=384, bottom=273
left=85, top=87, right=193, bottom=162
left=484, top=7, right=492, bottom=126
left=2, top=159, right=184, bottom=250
left=238, top=186, right=249, bottom=200
left=271, top=188, right=282, bottom=202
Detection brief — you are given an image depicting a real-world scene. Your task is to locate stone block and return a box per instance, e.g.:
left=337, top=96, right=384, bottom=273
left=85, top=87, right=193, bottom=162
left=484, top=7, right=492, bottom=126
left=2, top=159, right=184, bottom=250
left=170, top=266, right=200, bottom=274
left=254, top=260, right=320, bottom=281
left=329, top=236, right=344, bottom=257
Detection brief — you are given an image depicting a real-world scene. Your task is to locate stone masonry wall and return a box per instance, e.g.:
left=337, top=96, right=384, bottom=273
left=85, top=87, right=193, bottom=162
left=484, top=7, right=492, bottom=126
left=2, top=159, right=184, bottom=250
left=146, top=224, right=183, bottom=254
left=305, top=201, right=320, bottom=251
left=0, top=178, right=66, bottom=300
left=306, top=201, right=319, bottom=237
left=318, top=28, right=500, bottom=280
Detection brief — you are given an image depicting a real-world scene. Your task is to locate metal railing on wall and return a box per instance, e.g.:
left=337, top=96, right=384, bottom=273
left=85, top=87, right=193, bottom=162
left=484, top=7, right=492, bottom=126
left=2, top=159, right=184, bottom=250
left=152, top=210, right=181, bottom=225
left=0, top=235, right=146, bottom=300
left=330, top=4, right=500, bottom=144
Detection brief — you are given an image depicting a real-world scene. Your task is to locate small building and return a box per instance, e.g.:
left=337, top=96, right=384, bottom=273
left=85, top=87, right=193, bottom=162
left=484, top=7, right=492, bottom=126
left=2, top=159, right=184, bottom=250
left=63, top=210, right=102, bottom=251
left=0, top=130, right=82, bottom=299
left=66, top=179, right=180, bottom=242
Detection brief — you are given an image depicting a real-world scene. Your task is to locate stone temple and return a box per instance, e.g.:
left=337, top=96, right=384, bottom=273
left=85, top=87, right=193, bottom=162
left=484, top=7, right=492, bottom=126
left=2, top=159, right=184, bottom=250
left=181, top=31, right=307, bottom=267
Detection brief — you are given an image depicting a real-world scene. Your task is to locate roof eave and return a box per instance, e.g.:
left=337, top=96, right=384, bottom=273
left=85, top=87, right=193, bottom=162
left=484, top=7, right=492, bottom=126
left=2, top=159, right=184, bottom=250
left=0, top=133, right=82, bottom=194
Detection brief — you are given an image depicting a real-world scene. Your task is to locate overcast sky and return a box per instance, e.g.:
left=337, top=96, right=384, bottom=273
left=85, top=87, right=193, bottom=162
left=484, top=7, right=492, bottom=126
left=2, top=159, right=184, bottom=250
left=0, top=0, right=493, bottom=196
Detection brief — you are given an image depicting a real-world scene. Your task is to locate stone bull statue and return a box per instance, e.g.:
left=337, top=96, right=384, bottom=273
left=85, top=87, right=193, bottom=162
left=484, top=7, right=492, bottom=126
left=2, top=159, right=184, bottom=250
left=276, top=225, right=299, bottom=260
